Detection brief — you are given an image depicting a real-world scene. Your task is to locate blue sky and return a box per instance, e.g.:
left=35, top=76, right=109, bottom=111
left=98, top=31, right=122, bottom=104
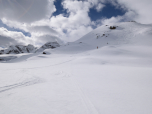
left=89, top=3, right=125, bottom=21
left=53, top=0, right=69, bottom=16
left=53, top=0, right=126, bottom=21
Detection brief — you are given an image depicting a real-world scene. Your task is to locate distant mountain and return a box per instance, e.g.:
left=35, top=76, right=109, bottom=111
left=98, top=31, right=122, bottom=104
left=0, top=41, right=60, bottom=55
left=36, top=42, right=60, bottom=52
left=0, top=44, right=36, bottom=54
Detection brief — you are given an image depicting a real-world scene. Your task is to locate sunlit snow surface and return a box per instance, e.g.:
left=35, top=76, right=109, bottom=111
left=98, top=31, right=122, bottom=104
left=0, top=22, right=152, bottom=114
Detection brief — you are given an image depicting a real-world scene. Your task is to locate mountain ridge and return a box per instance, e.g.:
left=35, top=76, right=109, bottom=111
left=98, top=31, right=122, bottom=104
left=0, top=41, right=60, bottom=55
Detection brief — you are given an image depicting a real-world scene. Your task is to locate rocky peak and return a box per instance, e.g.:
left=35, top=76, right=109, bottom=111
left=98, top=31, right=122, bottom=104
left=0, top=42, right=60, bottom=54
left=0, top=44, right=36, bottom=54
left=36, top=42, right=60, bottom=52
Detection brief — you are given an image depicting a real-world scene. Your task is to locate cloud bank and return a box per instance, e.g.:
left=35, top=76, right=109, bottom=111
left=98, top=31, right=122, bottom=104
left=0, top=0, right=152, bottom=47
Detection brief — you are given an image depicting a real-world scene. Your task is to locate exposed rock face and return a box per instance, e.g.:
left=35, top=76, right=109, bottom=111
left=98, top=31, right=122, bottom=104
left=41, top=42, right=60, bottom=49
left=0, top=50, right=4, bottom=54
left=0, top=44, right=37, bottom=54
left=36, top=42, right=60, bottom=52
left=43, top=52, right=46, bottom=54
left=110, top=26, right=116, bottom=29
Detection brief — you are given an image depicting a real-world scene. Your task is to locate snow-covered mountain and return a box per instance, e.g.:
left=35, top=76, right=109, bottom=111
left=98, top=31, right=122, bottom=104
left=0, top=22, right=152, bottom=114
left=75, top=22, right=152, bottom=47
left=36, top=42, right=60, bottom=52
left=0, top=41, right=60, bottom=55
left=0, top=44, right=37, bottom=54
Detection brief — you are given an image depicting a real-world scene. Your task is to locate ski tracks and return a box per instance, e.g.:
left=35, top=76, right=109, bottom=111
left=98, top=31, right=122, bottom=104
left=0, top=57, right=76, bottom=94
left=70, top=76, right=99, bottom=114
left=0, top=70, right=44, bottom=93
left=58, top=70, right=99, bottom=114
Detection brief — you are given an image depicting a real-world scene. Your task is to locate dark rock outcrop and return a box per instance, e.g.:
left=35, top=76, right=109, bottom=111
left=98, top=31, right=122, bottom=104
left=110, top=26, right=116, bottom=29
left=43, top=52, right=46, bottom=54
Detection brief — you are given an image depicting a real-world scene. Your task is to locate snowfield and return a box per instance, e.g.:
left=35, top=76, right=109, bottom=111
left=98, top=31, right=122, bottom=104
left=0, top=22, right=152, bottom=114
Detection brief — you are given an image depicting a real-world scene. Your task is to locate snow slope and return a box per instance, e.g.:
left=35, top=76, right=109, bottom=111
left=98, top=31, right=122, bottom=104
left=76, top=22, right=152, bottom=47
left=0, top=22, right=152, bottom=114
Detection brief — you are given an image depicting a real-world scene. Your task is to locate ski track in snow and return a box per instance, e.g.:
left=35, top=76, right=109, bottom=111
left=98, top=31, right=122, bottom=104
left=0, top=56, right=78, bottom=95
left=0, top=70, right=44, bottom=93
left=0, top=57, right=76, bottom=94
left=0, top=77, right=42, bottom=93
left=55, top=69, right=100, bottom=114
left=71, top=76, right=99, bottom=114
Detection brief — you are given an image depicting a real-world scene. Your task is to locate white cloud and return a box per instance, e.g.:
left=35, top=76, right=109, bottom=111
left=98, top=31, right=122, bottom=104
left=1, top=16, right=62, bottom=47
left=96, top=3, right=105, bottom=12
left=28, top=25, right=58, bottom=36
left=0, top=0, right=60, bottom=47
left=86, top=0, right=106, bottom=5
left=0, top=27, right=32, bottom=47
left=49, top=0, right=94, bottom=41
left=35, top=34, right=63, bottom=45
left=100, top=10, right=137, bottom=25
left=0, top=0, right=56, bottom=23
left=112, top=0, right=152, bottom=24
left=63, top=0, right=91, bottom=13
